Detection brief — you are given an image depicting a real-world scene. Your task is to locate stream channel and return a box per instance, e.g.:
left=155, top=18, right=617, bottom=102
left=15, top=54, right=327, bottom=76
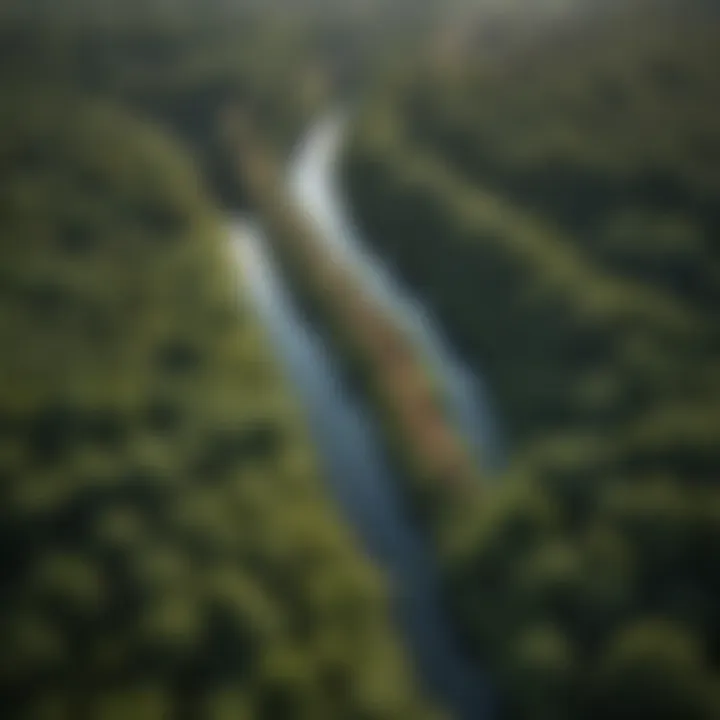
left=231, top=111, right=501, bottom=719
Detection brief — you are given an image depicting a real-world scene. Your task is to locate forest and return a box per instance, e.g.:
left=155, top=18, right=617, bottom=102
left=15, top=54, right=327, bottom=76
left=344, top=2, right=720, bottom=718
left=0, top=2, right=443, bottom=718
left=2, top=0, right=719, bottom=718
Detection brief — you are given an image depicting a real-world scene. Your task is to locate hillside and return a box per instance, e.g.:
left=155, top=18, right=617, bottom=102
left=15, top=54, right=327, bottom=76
left=0, top=3, right=332, bottom=209
left=0, top=92, right=439, bottom=719
left=344, top=4, right=720, bottom=718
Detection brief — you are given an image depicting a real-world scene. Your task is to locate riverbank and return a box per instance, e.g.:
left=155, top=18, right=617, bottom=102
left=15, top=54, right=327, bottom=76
left=226, top=108, right=487, bottom=543
left=229, top=108, right=496, bottom=718
left=233, top=218, right=491, bottom=719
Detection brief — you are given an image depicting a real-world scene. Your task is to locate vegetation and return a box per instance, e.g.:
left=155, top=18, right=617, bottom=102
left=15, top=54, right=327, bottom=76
left=0, top=1, right=455, bottom=715
left=344, top=3, right=720, bottom=718
left=0, top=89, right=441, bottom=719
left=0, top=1, right=334, bottom=209
left=7, top=1, right=719, bottom=717
left=228, top=109, right=482, bottom=530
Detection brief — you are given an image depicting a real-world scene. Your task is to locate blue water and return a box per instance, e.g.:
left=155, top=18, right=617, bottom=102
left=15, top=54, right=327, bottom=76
left=289, top=111, right=504, bottom=472
left=231, top=113, right=500, bottom=719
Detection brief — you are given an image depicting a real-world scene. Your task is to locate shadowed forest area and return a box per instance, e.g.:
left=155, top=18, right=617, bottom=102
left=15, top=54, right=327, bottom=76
left=0, top=82, right=444, bottom=720
left=2, top=0, right=720, bottom=718
left=344, top=1, right=720, bottom=718
left=0, top=2, right=445, bottom=718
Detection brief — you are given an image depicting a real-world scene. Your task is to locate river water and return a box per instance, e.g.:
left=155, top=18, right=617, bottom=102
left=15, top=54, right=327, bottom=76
left=231, top=113, right=498, bottom=719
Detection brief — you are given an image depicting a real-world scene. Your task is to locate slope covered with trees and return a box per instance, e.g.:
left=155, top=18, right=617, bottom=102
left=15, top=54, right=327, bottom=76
left=0, top=79, right=439, bottom=720
left=344, top=3, right=720, bottom=718
left=0, top=1, right=333, bottom=209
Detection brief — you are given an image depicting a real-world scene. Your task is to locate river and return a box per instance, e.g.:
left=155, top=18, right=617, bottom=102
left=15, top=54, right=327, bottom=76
left=231, top=112, right=499, bottom=719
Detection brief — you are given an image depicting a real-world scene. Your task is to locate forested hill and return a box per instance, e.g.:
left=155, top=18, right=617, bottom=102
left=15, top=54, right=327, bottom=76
left=0, top=2, right=334, bottom=210
left=0, top=90, right=441, bottom=718
left=0, top=4, right=445, bottom=716
left=344, top=3, right=720, bottom=718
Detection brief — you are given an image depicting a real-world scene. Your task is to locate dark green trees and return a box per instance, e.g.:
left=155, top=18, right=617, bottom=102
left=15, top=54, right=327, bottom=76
left=0, top=94, right=437, bottom=719
left=343, top=3, right=720, bottom=718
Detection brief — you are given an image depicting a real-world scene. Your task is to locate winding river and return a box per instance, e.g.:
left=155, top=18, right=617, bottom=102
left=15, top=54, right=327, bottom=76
left=231, top=113, right=499, bottom=719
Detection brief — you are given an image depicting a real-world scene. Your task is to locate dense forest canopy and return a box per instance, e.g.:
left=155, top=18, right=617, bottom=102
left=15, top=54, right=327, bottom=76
left=0, top=0, right=350, bottom=209
left=0, top=88, right=450, bottom=720
left=0, top=2, right=451, bottom=718
left=344, top=2, right=720, bottom=718
left=3, top=0, right=720, bottom=718
left=0, top=88, right=444, bottom=718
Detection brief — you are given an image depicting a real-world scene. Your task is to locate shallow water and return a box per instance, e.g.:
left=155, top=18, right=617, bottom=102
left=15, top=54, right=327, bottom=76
left=231, top=113, right=500, bottom=719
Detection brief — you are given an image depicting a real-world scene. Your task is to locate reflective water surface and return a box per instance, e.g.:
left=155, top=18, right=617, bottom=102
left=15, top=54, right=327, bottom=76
left=231, top=114, right=500, bottom=719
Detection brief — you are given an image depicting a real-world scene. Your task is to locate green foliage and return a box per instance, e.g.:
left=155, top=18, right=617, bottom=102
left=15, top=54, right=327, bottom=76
left=0, top=3, right=331, bottom=210
left=592, top=620, right=720, bottom=720
left=345, top=3, right=720, bottom=718
left=0, top=93, right=437, bottom=719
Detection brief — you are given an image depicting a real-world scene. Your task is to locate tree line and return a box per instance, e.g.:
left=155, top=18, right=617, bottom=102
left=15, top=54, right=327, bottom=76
left=343, top=3, right=720, bottom=718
